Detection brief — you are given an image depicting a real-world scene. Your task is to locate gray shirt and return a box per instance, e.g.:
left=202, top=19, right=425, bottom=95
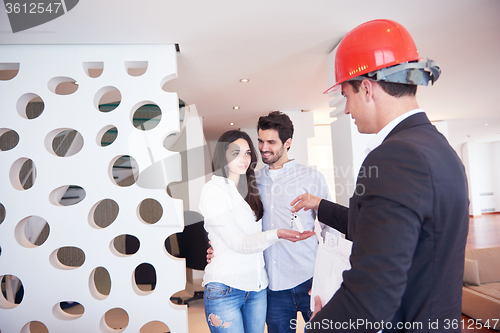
left=256, top=160, right=331, bottom=291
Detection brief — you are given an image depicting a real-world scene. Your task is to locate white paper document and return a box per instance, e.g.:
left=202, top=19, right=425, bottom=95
left=310, top=231, right=353, bottom=312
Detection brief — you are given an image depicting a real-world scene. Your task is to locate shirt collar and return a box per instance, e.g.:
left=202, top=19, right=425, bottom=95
left=211, top=174, right=235, bottom=186
left=264, top=159, right=296, bottom=175
left=365, top=109, right=423, bottom=155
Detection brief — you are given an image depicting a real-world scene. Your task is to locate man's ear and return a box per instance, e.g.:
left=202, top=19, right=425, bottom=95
left=361, top=79, right=374, bottom=101
left=284, top=138, right=292, bottom=149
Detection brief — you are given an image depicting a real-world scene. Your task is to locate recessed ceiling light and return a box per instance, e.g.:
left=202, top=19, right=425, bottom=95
left=233, top=106, right=240, bottom=110
left=230, top=122, right=235, bottom=126
left=485, top=124, right=489, bottom=126
left=240, top=79, right=249, bottom=83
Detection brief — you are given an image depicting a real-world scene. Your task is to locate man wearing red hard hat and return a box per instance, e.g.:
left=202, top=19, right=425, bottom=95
left=292, top=19, right=469, bottom=332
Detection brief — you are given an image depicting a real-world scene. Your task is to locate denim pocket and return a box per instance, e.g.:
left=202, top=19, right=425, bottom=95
left=206, top=282, right=231, bottom=300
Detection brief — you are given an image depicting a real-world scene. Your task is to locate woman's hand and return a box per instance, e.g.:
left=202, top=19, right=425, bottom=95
left=277, top=229, right=316, bottom=242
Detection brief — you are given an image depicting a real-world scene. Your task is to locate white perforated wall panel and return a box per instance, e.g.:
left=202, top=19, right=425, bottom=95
left=0, top=45, right=187, bottom=332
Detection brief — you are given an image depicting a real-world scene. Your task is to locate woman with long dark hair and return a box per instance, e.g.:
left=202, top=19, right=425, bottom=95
left=199, top=130, right=314, bottom=333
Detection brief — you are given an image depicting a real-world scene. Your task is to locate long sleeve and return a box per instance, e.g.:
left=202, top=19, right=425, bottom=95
left=200, top=175, right=277, bottom=291
left=314, top=171, right=338, bottom=235
left=309, top=113, right=469, bottom=332
left=200, top=180, right=278, bottom=255
left=317, top=199, right=349, bottom=235
left=309, top=140, right=433, bottom=332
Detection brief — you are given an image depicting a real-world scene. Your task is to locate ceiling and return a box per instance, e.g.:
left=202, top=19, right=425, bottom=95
left=1, top=0, right=499, bottom=144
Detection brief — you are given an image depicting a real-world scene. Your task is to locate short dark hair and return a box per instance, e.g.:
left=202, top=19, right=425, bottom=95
left=212, top=130, right=263, bottom=221
left=347, top=79, right=417, bottom=97
left=257, top=111, right=294, bottom=149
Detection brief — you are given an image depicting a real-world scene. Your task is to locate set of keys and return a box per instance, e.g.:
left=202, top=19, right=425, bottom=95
left=290, top=212, right=305, bottom=232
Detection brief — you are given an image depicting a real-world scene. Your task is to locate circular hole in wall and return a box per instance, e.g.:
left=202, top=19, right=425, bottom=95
left=98, top=125, right=118, bottom=147
left=140, top=321, right=170, bottom=332
left=16, top=93, right=45, bottom=119
left=26, top=97, right=44, bottom=119
left=89, top=266, right=111, bottom=299
left=48, top=76, right=79, bottom=95
left=9, top=158, right=37, bottom=190
left=111, top=155, right=139, bottom=187
left=19, top=159, right=36, bottom=190
left=61, top=301, right=84, bottom=316
left=102, top=308, right=129, bottom=332
left=163, top=132, right=178, bottom=150
left=57, top=247, right=86, bottom=268
left=48, top=129, right=84, bottom=157
left=83, top=61, right=104, bottom=78
left=0, top=203, right=5, bottom=224
left=95, top=86, right=121, bottom=112
left=52, top=301, right=84, bottom=320
left=112, top=234, right=140, bottom=256
left=22, top=321, right=49, bottom=333
left=125, top=61, right=148, bottom=77
left=0, top=128, right=20, bottom=151
left=0, top=275, right=24, bottom=309
left=134, top=263, right=157, bottom=293
left=49, top=246, right=85, bottom=269
left=0, top=63, right=20, bottom=81
left=132, top=103, right=162, bottom=131
left=138, top=198, right=163, bottom=224
left=90, top=199, right=119, bottom=229
left=165, top=211, right=206, bottom=259
left=14, top=216, right=50, bottom=248
left=49, top=185, right=86, bottom=206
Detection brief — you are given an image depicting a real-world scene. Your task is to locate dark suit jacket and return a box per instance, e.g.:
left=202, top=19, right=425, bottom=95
left=311, top=113, right=469, bottom=332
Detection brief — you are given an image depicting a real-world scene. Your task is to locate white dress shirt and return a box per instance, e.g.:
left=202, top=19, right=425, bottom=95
left=365, top=109, right=424, bottom=154
left=200, top=175, right=279, bottom=291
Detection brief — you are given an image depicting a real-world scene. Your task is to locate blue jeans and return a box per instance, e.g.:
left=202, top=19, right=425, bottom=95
left=266, top=278, right=313, bottom=333
left=204, top=282, right=267, bottom=333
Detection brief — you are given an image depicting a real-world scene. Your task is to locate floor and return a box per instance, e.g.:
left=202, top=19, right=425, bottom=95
left=461, top=213, right=500, bottom=333
left=466, top=213, right=500, bottom=250
left=23, top=214, right=500, bottom=332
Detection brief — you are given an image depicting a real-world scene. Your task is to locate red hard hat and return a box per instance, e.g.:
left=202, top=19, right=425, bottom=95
left=325, top=19, right=421, bottom=94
